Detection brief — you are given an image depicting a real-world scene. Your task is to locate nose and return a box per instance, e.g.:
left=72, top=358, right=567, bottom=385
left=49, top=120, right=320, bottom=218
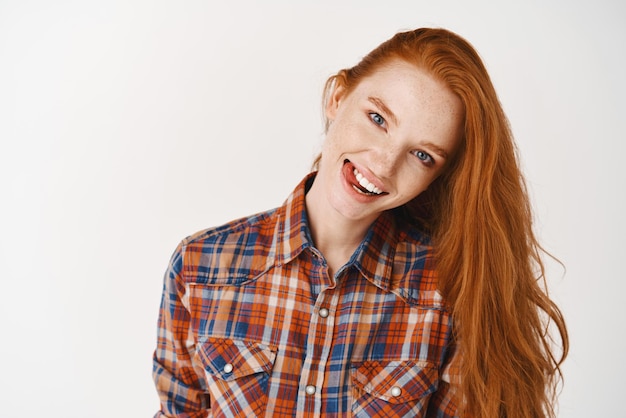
left=371, top=143, right=402, bottom=179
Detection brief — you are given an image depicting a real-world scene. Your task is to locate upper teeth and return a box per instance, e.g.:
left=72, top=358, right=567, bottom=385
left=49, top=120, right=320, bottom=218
left=354, top=168, right=383, bottom=194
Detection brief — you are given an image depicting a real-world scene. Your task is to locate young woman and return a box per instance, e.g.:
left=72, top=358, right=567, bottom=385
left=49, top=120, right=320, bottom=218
left=153, top=27, right=568, bottom=417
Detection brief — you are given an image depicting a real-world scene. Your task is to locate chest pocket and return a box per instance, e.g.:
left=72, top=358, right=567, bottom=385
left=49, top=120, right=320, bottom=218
left=351, top=360, right=439, bottom=417
left=197, top=337, right=277, bottom=417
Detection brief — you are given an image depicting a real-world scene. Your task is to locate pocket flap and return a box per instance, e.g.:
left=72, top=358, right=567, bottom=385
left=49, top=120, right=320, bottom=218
left=197, top=337, right=277, bottom=381
left=351, top=360, right=438, bottom=404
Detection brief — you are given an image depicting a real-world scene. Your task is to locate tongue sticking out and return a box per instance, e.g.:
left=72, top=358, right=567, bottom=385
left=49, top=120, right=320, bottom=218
left=342, top=160, right=384, bottom=196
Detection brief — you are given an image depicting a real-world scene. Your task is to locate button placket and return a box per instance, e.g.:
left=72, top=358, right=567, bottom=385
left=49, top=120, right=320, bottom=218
left=296, top=259, right=342, bottom=417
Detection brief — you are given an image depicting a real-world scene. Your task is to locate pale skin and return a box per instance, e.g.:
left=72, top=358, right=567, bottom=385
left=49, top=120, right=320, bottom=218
left=305, top=59, right=464, bottom=276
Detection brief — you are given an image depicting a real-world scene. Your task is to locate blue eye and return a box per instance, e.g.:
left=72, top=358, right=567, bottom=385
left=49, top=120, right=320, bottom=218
left=414, top=150, right=434, bottom=165
left=369, top=112, right=385, bottom=127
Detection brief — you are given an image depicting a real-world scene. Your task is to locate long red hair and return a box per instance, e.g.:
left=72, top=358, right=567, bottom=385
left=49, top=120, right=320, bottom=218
left=318, top=28, right=569, bottom=417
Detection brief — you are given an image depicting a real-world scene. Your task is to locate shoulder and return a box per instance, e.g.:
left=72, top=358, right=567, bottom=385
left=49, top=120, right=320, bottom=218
left=393, top=220, right=434, bottom=270
left=391, top=222, right=443, bottom=308
left=184, top=208, right=276, bottom=245
left=176, top=207, right=281, bottom=285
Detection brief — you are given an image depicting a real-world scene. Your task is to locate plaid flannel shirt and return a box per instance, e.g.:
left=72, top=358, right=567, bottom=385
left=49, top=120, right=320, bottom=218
left=153, top=173, right=461, bottom=417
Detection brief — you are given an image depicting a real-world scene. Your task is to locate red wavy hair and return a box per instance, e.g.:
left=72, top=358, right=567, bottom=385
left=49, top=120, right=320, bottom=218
left=317, top=28, right=569, bottom=417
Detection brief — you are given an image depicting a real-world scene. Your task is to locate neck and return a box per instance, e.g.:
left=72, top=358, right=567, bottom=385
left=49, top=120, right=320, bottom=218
left=305, top=180, right=377, bottom=274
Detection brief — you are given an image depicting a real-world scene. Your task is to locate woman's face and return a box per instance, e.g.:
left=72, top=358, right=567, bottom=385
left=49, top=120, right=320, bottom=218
left=315, top=59, right=464, bottom=225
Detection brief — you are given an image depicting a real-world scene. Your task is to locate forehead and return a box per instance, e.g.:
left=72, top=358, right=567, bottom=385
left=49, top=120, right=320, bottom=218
left=352, top=60, right=463, bottom=122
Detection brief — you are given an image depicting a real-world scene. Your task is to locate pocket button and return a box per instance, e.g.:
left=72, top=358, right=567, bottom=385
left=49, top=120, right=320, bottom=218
left=223, top=363, right=234, bottom=374
left=390, top=386, right=402, bottom=397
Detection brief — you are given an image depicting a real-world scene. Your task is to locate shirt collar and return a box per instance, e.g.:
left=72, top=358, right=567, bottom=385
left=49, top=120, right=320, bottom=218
left=351, top=210, right=399, bottom=290
left=274, top=172, right=316, bottom=266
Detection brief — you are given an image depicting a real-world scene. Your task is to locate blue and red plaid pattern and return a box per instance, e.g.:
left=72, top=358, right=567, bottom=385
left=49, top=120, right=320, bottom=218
left=153, top=173, right=462, bottom=417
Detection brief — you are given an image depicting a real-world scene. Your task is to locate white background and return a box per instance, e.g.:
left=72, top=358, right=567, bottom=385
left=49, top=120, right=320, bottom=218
left=0, top=1, right=624, bottom=417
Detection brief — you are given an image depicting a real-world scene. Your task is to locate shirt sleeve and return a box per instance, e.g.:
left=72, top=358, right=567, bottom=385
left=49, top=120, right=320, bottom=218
left=152, top=243, right=211, bottom=418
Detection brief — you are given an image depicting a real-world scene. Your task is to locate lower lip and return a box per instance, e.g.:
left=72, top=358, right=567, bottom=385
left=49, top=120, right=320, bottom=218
left=341, top=162, right=381, bottom=202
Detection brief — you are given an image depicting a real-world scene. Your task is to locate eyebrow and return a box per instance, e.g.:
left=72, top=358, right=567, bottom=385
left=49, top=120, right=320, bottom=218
left=367, top=96, right=398, bottom=126
left=423, top=142, right=450, bottom=160
left=368, top=96, right=451, bottom=160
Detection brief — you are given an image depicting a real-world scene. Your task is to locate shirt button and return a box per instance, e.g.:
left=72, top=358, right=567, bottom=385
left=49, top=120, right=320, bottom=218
left=305, top=385, right=316, bottom=395
left=319, top=308, right=329, bottom=318
left=390, top=386, right=402, bottom=397
left=223, top=363, right=234, bottom=374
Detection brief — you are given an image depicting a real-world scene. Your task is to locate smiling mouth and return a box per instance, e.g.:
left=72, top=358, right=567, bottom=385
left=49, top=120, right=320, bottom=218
left=345, top=160, right=387, bottom=196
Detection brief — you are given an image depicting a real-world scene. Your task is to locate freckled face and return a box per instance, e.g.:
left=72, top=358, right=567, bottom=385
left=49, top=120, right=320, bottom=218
left=313, top=59, right=464, bottom=225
